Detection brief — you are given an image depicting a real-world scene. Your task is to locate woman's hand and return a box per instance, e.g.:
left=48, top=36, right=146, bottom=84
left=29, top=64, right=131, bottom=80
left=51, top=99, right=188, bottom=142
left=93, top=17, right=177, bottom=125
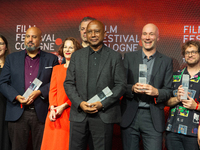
left=49, top=103, right=69, bottom=121
left=49, top=105, right=56, bottom=122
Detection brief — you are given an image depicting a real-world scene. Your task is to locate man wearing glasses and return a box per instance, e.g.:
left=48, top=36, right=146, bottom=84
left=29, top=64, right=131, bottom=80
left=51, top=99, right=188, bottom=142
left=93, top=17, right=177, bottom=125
left=165, top=40, right=200, bottom=150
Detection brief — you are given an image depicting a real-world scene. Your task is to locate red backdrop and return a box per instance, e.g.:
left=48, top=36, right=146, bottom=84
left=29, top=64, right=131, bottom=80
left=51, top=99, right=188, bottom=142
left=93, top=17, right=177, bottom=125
left=1, top=0, right=200, bottom=149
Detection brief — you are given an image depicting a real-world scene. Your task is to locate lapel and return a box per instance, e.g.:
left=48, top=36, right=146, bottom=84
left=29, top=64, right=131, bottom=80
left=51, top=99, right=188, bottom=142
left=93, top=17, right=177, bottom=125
left=96, top=45, right=109, bottom=82
left=37, top=50, right=45, bottom=78
left=134, top=49, right=143, bottom=83
left=150, top=51, right=163, bottom=84
left=19, top=50, right=26, bottom=91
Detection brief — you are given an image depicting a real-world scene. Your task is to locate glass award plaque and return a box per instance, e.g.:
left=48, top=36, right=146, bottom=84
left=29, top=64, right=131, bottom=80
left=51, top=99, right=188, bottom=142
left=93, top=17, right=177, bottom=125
left=87, top=86, right=113, bottom=103
left=181, top=74, right=189, bottom=100
left=23, top=78, right=42, bottom=99
left=139, top=64, right=147, bottom=84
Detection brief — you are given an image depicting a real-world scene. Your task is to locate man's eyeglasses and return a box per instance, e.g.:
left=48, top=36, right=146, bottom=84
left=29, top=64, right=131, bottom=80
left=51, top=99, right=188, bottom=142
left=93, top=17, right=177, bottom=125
left=185, top=51, right=199, bottom=56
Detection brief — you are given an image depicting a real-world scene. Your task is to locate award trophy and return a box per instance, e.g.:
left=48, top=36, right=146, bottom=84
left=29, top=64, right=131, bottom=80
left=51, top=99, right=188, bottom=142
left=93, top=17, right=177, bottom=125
left=23, top=78, right=42, bottom=99
left=181, top=74, right=189, bottom=100
left=139, top=64, right=147, bottom=90
left=87, top=86, right=113, bottom=103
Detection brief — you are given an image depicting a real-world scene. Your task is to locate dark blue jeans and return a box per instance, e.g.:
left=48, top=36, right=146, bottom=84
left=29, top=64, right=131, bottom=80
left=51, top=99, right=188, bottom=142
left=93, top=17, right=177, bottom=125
left=166, top=132, right=199, bottom=150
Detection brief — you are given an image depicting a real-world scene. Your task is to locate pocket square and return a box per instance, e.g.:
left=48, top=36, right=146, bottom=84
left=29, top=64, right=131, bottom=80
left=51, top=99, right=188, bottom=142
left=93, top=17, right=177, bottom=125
left=45, top=66, right=52, bottom=69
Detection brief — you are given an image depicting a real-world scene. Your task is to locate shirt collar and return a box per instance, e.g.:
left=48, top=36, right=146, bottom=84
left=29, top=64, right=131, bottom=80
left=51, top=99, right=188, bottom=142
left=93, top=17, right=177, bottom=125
left=89, top=45, right=103, bottom=55
left=185, top=66, right=200, bottom=79
left=142, top=50, right=157, bottom=60
left=25, top=49, right=41, bottom=58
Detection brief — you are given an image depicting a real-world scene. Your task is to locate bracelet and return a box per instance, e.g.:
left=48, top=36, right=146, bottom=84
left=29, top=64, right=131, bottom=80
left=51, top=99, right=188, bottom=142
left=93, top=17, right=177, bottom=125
left=196, top=103, right=199, bottom=110
left=50, top=109, right=57, bottom=113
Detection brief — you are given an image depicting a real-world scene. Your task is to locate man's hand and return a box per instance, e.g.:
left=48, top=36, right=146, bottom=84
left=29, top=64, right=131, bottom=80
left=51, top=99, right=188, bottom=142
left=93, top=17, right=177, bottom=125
left=142, top=84, right=159, bottom=96
left=181, top=96, right=197, bottom=110
left=177, top=85, right=184, bottom=102
left=80, top=101, right=98, bottom=114
left=132, top=83, right=159, bottom=96
left=89, top=101, right=103, bottom=111
left=16, top=95, right=28, bottom=104
left=26, top=90, right=41, bottom=105
left=132, top=83, right=145, bottom=94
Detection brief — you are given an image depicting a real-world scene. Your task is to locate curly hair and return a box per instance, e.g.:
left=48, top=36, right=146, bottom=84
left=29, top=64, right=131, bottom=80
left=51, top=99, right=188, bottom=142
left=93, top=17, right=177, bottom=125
left=58, top=37, right=83, bottom=57
left=181, top=40, right=200, bottom=56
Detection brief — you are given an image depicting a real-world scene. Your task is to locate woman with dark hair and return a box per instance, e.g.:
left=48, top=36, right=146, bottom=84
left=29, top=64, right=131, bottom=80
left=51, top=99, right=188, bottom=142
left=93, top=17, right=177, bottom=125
left=0, top=35, right=9, bottom=68
left=0, top=35, right=11, bottom=150
left=41, top=37, right=82, bottom=150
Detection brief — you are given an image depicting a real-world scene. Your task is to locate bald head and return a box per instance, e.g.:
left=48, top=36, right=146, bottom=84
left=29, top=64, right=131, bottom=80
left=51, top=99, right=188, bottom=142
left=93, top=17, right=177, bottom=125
left=141, top=23, right=159, bottom=51
left=25, top=27, right=42, bottom=52
left=142, top=23, right=159, bottom=38
left=26, top=27, right=42, bottom=37
left=87, top=20, right=105, bottom=32
left=86, top=20, right=106, bottom=51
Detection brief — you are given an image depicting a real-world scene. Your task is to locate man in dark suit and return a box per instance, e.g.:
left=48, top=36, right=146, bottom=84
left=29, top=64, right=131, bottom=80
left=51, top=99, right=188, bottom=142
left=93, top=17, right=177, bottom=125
left=64, top=20, right=126, bottom=150
left=0, top=27, right=58, bottom=150
left=121, top=23, right=173, bottom=150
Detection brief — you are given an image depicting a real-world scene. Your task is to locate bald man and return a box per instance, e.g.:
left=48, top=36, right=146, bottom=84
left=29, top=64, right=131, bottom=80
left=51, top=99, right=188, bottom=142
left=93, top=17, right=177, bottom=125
left=64, top=20, right=126, bottom=150
left=0, top=27, right=59, bottom=150
left=120, top=23, right=173, bottom=150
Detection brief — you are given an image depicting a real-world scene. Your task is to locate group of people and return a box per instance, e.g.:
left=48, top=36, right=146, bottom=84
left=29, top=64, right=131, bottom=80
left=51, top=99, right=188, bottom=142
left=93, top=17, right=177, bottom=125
left=0, top=16, right=200, bottom=150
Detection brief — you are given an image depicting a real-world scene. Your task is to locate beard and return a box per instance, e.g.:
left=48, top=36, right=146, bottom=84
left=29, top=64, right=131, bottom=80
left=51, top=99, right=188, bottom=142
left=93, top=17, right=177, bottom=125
left=25, top=45, right=39, bottom=51
left=186, top=59, right=199, bottom=67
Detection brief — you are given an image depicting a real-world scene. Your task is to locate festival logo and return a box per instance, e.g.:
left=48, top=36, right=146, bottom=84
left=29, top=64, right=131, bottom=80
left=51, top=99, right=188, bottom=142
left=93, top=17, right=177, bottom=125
left=15, top=25, right=62, bottom=51
left=183, top=25, right=200, bottom=43
left=104, top=25, right=140, bottom=52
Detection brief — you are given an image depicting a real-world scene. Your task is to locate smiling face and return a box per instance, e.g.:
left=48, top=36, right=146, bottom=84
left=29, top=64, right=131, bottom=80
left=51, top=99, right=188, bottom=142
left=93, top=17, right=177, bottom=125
left=63, top=40, right=75, bottom=60
left=185, top=45, right=200, bottom=66
left=86, top=20, right=106, bottom=51
left=0, top=37, right=7, bottom=57
left=141, top=24, right=159, bottom=52
left=24, top=27, right=42, bottom=52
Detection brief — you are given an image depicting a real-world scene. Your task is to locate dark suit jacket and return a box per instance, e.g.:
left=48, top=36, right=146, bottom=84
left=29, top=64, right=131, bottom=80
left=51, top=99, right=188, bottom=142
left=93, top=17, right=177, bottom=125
left=0, top=50, right=59, bottom=123
left=121, top=49, right=173, bottom=132
left=64, top=45, right=126, bottom=124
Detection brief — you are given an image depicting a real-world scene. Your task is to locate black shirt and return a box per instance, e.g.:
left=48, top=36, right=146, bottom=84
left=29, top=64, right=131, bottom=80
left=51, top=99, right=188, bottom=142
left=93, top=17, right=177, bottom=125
left=87, top=46, right=103, bottom=100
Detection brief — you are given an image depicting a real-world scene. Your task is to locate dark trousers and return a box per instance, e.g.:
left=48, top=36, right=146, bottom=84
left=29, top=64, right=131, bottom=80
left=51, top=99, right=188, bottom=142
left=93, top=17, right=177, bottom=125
left=166, top=132, right=199, bottom=150
left=8, top=109, right=44, bottom=150
left=121, top=108, right=162, bottom=150
left=69, top=114, right=113, bottom=150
